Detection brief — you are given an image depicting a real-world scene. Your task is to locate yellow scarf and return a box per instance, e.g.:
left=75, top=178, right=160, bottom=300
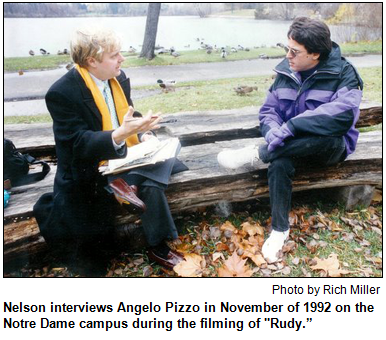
left=75, top=64, right=139, bottom=147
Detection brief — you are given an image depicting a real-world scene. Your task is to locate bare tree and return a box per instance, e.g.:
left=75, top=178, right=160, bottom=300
left=139, top=3, right=161, bottom=60
left=279, top=3, right=295, bottom=20
left=194, top=3, right=212, bottom=18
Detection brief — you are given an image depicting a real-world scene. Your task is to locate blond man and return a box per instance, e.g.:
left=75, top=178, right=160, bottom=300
left=34, top=28, right=185, bottom=273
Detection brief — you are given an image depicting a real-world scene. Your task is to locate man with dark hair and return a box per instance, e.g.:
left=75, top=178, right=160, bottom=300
left=217, top=17, right=363, bottom=263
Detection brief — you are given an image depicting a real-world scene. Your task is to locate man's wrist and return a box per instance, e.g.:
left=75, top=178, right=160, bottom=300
left=112, top=128, right=125, bottom=145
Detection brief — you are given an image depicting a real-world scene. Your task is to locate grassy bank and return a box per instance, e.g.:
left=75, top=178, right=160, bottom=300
left=4, top=40, right=382, bottom=72
left=4, top=66, right=382, bottom=125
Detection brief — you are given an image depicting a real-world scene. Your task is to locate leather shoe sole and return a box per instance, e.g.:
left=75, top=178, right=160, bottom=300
left=109, top=178, right=146, bottom=214
left=147, top=248, right=184, bottom=270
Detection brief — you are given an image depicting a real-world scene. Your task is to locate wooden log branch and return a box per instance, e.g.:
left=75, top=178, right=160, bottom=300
left=5, top=104, right=382, bottom=156
left=3, top=131, right=382, bottom=265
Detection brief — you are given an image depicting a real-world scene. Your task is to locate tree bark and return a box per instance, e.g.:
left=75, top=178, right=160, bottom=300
left=139, top=3, right=161, bottom=60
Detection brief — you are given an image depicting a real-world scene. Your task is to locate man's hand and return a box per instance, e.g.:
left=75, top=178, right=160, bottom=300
left=112, top=106, right=162, bottom=144
left=266, top=124, right=294, bottom=153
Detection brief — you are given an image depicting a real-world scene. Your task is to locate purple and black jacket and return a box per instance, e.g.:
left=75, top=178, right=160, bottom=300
left=259, top=42, right=363, bottom=158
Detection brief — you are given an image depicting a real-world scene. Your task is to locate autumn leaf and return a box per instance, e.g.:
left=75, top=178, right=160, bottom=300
left=212, top=252, right=225, bottom=262
left=310, top=253, right=351, bottom=277
left=174, top=254, right=206, bottom=277
left=241, top=221, right=264, bottom=236
left=216, top=242, right=230, bottom=252
left=217, top=251, right=253, bottom=277
left=220, top=221, right=237, bottom=233
left=244, top=252, right=266, bottom=267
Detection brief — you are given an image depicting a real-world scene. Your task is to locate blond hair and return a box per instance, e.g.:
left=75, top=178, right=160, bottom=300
left=70, top=27, right=121, bottom=67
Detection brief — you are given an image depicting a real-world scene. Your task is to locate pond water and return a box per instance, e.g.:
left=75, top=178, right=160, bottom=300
left=4, top=16, right=356, bottom=58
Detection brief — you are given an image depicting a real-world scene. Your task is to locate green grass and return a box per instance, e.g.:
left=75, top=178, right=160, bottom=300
left=4, top=114, right=53, bottom=124
left=121, top=48, right=285, bottom=67
left=4, top=66, right=382, bottom=125
left=5, top=40, right=381, bottom=72
left=340, top=40, right=382, bottom=55
left=4, top=55, right=71, bottom=72
left=359, top=66, right=382, bottom=104
left=134, top=76, right=271, bottom=114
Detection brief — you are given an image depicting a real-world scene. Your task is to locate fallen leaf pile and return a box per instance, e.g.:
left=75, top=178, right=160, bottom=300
left=4, top=203, right=382, bottom=278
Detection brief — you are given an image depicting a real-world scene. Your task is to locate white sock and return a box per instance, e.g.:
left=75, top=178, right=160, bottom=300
left=262, top=229, right=289, bottom=263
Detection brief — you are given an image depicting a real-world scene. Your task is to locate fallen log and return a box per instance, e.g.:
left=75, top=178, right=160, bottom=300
left=4, top=103, right=382, bottom=156
left=3, top=131, right=382, bottom=266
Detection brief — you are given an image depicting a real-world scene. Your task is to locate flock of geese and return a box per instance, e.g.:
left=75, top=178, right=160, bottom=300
left=25, top=40, right=272, bottom=94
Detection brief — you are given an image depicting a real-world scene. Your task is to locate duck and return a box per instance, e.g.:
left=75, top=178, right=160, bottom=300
left=206, top=49, right=212, bottom=54
left=220, top=48, right=227, bottom=58
left=128, top=46, right=137, bottom=53
left=29, top=50, right=35, bottom=56
left=171, top=51, right=180, bottom=58
left=259, top=54, right=269, bottom=60
left=234, top=86, right=258, bottom=96
left=157, top=79, right=176, bottom=93
left=237, top=45, right=244, bottom=51
left=231, top=47, right=237, bottom=53
left=157, top=79, right=176, bottom=85
left=18, top=70, right=24, bottom=76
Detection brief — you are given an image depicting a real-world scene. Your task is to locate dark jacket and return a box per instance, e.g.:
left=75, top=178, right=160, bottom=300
left=34, top=69, right=133, bottom=241
left=259, top=42, right=363, bottom=157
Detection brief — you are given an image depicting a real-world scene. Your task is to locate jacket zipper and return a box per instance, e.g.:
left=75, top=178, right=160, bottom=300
left=275, top=69, right=339, bottom=114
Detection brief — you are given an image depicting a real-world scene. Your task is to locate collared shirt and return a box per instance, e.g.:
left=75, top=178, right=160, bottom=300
left=89, top=73, right=125, bottom=151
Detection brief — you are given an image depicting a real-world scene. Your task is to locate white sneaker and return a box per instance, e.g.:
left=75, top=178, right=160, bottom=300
left=262, top=229, right=290, bottom=263
left=217, top=145, right=260, bottom=169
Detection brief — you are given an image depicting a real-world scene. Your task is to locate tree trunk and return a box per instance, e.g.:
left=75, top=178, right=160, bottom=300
left=139, top=3, right=161, bottom=60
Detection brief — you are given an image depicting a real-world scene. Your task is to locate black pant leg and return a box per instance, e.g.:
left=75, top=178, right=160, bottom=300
left=138, top=184, right=178, bottom=247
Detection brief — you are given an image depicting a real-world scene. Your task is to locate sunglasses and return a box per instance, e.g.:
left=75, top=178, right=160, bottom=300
left=283, top=45, right=304, bottom=58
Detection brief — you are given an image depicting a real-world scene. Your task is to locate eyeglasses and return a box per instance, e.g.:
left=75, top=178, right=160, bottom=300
left=283, top=45, right=304, bottom=58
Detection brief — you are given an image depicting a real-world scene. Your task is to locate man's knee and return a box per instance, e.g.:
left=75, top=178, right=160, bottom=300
left=268, top=157, right=295, bottom=178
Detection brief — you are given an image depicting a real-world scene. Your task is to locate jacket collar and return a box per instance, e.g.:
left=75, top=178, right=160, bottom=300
left=275, top=41, right=343, bottom=77
left=71, top=68, right=129, bottom=126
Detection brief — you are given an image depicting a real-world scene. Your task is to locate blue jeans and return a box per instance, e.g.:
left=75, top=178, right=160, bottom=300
left=259, top=136, right=346, bottom=232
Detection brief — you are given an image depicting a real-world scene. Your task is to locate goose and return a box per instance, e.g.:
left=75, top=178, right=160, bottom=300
left=40, top=48, right=48, bottom=55
left=29, top=50, right=35, bottom=56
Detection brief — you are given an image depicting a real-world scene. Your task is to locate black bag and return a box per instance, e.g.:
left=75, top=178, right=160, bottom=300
left=4, top=138, right=50, bottom=187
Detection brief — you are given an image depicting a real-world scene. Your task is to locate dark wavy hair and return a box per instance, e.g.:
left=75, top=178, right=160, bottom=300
left=288, top=17, right=332, bottom=60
